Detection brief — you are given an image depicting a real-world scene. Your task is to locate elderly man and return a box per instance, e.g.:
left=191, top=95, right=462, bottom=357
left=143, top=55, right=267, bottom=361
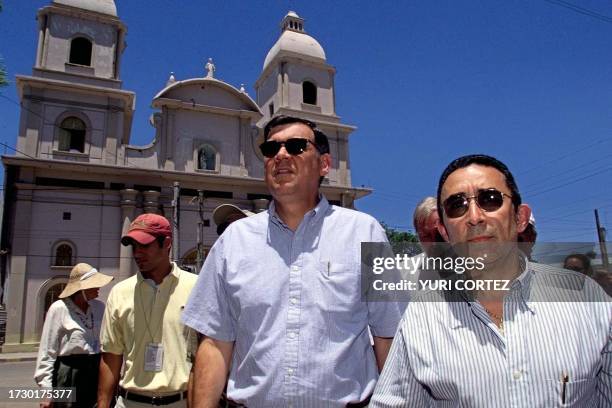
left=412, top=196, right=445, bottom=257
left=371, top=154, right=611, bottom=407
left=98, top=214, right=197, bottom=408
left=183, top=115, right=402, bottom=407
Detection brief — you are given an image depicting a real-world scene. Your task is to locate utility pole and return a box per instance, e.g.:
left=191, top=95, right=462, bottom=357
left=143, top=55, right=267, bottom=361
left=594, top=209, right=609, bottom=271
left=196, top=190, right=205, bottom=272
left=172, top=182, right=180, bottom=263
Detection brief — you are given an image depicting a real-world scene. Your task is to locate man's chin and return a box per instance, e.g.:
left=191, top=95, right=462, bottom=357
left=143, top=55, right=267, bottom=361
left=452, top=241, right=515, bottom=261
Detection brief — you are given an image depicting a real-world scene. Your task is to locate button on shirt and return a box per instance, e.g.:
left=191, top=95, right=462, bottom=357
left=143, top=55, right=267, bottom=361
left=371, top=262, right=612, bottom=407
left=183, top=197, right=403, bottom=407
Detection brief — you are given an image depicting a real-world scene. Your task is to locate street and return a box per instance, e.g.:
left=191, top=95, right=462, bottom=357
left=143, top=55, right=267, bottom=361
left=0, top=360, right=39, bottom=408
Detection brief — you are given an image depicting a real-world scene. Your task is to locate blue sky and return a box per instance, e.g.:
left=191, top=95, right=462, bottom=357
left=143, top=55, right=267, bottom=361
left=1, top=0, right=611, bottom=243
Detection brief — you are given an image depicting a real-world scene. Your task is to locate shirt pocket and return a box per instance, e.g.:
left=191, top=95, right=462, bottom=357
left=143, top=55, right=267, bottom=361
left=316, top=261, right=361, bottom=313
left=544, top=377, right=597, bottom=407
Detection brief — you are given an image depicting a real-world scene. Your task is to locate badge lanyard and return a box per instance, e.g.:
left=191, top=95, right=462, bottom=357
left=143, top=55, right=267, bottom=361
left=138, top=282, right=164, bottom=372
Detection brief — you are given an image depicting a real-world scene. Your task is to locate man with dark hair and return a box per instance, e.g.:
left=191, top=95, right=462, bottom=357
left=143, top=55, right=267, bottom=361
left=184, top=115, right=402, bottom=407
left=212, top=204, right=254, bottom=236
left=371, top=154, right=611, bottom=407
left=98, top=214, right=197, bottom=408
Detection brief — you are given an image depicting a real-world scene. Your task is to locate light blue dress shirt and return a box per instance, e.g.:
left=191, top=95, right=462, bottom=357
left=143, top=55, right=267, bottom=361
left=370, top=262, right=612, bottom=407
left=183, top=197, right=403, bottom=407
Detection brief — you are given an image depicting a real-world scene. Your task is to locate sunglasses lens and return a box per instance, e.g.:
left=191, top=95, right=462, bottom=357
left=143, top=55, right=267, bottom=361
left=284, top=138, right=308, bottom=155
left=259, top=141, right=281, bottom=158
left=444, top=194, right=468, bottom=219
left=477, top=189, right=504, bottom=212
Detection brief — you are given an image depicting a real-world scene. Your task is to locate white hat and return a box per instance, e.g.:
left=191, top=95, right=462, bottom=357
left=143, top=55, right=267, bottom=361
left=213, top=204, right=255, bottom=226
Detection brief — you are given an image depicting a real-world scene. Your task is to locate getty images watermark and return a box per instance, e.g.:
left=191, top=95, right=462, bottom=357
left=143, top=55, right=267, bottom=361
left=360, top=242, right=612, bottom=302
left=371, top=252, right=510, bottom=292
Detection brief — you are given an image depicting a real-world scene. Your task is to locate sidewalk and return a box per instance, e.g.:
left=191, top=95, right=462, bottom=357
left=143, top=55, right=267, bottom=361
left=0, top=351, right=37, bottom=362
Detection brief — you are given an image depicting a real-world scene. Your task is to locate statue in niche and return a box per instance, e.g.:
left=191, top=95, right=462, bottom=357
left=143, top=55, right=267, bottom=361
left=199, top=146, right=216, bottom=170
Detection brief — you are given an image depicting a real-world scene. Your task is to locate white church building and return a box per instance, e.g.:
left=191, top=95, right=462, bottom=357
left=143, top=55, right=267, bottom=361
left=0, top=0, right=370, bottom=350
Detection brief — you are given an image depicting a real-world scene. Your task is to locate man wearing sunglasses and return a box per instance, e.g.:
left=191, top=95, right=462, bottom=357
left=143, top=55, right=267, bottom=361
left=183, top=115, right=402, bottom=408
left=371, top=154, right=611, bottom=407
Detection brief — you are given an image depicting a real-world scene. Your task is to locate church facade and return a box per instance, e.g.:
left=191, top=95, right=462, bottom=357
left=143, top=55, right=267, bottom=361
left=0, top=0, right=369, bottom=349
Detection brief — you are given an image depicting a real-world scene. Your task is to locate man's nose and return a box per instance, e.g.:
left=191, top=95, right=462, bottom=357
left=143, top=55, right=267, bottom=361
left=466, top=198, right=485, bottom=226
left=274, top=144, right=291, bottom=160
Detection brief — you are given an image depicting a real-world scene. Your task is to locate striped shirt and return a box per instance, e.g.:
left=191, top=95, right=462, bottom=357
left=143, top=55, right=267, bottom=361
left=183, top=197, right=403, bottom=407
left=371, top=262, right=612, bottom=407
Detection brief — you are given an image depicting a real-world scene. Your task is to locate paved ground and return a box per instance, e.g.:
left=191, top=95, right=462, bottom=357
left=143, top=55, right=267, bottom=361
left=0, top=352, right=37, bottom=363
left=0, top=360, right=38, bottom=408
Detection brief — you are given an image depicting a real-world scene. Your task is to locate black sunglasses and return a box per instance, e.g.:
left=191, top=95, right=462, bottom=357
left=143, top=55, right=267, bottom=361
left=443, top=188, right=512, bottom=219
left=259, top=138, right=320, bottom=158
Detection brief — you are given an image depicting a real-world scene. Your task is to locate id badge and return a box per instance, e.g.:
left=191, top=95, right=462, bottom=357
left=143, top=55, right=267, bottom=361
left=144, top=343, right=164, bottom=372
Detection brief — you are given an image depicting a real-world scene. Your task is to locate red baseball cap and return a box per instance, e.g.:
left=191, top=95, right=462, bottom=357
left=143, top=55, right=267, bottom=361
left=121, top=213, right=172, bottom=246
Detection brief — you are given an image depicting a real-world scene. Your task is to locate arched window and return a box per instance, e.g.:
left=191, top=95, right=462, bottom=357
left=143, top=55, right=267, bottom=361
left=198, top=145, right=217, bottom=171
left=302, top=81, right=317, bottom=105
left=69, top=37, right=92, bottom=66
left=55, top=244, right=73, bottom=266
left=58, top=117, right=86, bottom=153
left=181, top=248, right=209, bottom=274
left=44, top=283, right=66, bottom=319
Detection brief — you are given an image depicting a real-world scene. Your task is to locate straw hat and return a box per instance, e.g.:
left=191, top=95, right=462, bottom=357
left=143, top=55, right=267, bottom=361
left=59, top=263, right=114, bottom=299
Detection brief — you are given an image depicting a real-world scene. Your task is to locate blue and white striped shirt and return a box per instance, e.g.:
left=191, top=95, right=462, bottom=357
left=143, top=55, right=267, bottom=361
left=183, top=197, right=403, bottom=407
left=371, top=262, right=612, bottom=407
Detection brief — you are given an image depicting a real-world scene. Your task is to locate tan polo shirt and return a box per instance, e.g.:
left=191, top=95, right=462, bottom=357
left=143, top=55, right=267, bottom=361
left=100, top=263, right=197, bottom=393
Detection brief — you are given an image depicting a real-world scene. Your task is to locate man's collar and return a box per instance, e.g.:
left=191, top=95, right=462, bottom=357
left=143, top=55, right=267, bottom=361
left=269, top=195, right=329, bottom=228
left=458, top=252, right=535, bottom=313
left=136, top=263, right=179, bottom=287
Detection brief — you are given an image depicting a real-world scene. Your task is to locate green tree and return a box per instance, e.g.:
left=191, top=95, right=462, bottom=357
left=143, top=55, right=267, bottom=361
left=381, top=222, right=418, bottom=244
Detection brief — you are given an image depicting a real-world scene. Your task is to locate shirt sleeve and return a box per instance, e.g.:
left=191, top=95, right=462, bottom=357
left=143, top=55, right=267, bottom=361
left=100, top=288, right=123, bottom=355
left=596, top=304, right=612, bottom=405
left=34, top=302, right=62, bottom=387
left=182, top=237, right=236, bottom=341
left=367, top=220, right=404, bottom=337
left=370, top=312, right=432, bottom=407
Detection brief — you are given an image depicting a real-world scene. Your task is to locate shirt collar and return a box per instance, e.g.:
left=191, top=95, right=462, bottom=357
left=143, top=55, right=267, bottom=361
left=269, top=195, right=329, bottom=229
left=136, top=262, right=180, bottom=288
left=458, top=252, right=535, bottom=313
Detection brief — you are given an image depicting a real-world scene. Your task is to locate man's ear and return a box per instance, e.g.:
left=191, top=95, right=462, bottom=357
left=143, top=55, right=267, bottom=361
left=319, top=153, right=331, bottom=177
left=437, top=221, right=449, bottom=242
left=515, top=204, right=531, bottom=234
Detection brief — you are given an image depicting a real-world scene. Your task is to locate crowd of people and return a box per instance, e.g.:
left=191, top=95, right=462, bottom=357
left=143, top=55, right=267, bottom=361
left=34, top=115, right=611, bottom=407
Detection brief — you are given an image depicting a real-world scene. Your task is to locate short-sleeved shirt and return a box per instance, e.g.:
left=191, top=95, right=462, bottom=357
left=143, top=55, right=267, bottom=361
left=100, top=263, right=197, bottom=393
left=182, top=197, right=403, bottom=407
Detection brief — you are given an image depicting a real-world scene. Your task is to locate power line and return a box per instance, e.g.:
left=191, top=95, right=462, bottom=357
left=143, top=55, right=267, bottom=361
left=0, top=141, right=37, bottom=160
left=543, top=0, right=612, bottom=24
left=524, top=166, right=612, bottom=198
left=0, top=93, right=141, bottom=168
left=521, top=152, right=612, bottom=191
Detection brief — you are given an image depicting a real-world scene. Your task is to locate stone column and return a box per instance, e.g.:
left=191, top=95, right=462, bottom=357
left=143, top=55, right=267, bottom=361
left=4, top=187, right=33, bottom=346
left=143, top=190, right=160, bottom=214
left=252, top=198, right=270, bottom=213
left=118, top=189, right=138, bottom=280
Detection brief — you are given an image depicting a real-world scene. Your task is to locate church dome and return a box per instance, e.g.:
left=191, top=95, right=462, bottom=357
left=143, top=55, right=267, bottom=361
left=53, top=0, right=117, bottom=17
left=263, top=11, right=326, bottom=70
